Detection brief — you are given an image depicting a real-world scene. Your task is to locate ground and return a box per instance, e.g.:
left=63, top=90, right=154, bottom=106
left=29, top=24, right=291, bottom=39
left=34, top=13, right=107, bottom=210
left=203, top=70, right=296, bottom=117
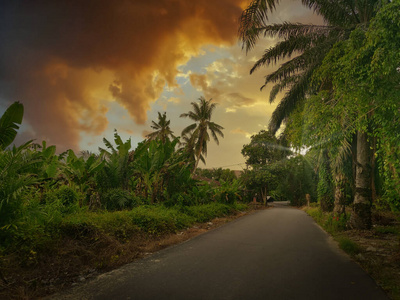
left=0, top=205, right=267, bottom=299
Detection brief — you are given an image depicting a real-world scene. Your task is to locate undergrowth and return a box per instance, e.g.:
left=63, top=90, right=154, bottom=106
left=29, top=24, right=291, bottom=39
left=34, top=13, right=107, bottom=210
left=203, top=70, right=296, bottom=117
left=0, top=202, right=250, bottom=299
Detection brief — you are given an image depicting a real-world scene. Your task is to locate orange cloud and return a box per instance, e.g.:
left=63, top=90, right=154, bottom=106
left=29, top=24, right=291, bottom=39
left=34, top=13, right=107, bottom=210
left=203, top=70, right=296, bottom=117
left=1, top=0, right=243, bottom=151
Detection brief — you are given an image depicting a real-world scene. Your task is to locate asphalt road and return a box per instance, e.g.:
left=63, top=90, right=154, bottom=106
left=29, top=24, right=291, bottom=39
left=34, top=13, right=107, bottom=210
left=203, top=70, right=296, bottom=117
left=55, top=203, right=388, bottom=300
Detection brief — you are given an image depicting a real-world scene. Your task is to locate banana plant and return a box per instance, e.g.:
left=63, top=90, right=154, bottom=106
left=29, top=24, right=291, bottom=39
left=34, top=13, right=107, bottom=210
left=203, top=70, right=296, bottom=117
left=0, top=102, right=24, bottom=150
left=132, top=138, right=193, bottom=204
left=97, top=130, right=133, bottom=191
left=63, top=149, right=104, bottom=193
left=0, top=141, right=38, bottom=227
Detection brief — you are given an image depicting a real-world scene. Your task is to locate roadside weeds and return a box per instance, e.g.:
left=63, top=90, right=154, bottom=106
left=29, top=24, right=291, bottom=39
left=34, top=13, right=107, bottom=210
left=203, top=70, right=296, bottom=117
left=304, top=206, right=400, bottom=300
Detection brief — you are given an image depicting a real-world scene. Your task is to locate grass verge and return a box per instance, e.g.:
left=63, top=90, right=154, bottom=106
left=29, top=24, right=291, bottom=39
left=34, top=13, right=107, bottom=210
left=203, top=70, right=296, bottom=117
left=0, top=202, right=255, bottom=299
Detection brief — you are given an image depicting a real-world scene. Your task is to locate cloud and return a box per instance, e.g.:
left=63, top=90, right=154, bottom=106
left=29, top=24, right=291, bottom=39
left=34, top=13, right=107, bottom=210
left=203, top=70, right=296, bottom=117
left=0, top=0, right=244, bottom=151
left=231, top=127, right=253, bottom=139
left=142, top=130, right=152, bottom=139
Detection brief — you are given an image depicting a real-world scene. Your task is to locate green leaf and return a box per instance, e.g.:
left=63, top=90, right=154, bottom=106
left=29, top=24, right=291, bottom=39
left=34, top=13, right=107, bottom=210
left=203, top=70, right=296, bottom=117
left=0, top=102, right=24, bottom=149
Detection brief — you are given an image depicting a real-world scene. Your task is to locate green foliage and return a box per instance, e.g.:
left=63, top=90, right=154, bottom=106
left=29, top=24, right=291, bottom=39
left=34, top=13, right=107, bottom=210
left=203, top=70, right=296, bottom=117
left=307, top=1, right=400, bottom=212
left=337, top=237, right=361, bottom=256
left=285, top=155, right=316, bottom=206
left=132, top=137, right=195, bottom=204
left=0, top=141, right=38, bottom=227
left=129, top=206, right=193, bottom=235
left=184, top=203, right=236, bottom=223
left=195, top=168, right=237, bottom=184
left=180, top=97, right=224, bottom=171
left=323, top=213, right=349, bottom=234
left=214, top=180, right=243, bottom=204
left=54, top=185, right=80, bottom=206
left=0, top=102, right=24, bottom=149
left=146, top=111, right=175, bottom=143
left=100, top=188, right=135, bottom=211
left=242, top=130, right=290, bottom=166
left=306, top=207, right=349, bottom=234
left=64, top=149, right=104, bottom=193
left=97, top=130, right=133, bottom=192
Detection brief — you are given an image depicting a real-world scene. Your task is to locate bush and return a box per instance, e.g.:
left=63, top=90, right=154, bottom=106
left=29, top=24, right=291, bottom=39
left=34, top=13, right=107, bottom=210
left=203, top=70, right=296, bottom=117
left=100, top=188, right=133, bottom=211
left=61, top=210, right=141, bottom=242
left=324, top=213, right=348, bottom=234
left=185, top=203, right=233, bottom=223
left=129, top=206, right=194, bottom=235
left=55, top=186, right=80, bottom=206
left=338, top=237, right=361, bottom=256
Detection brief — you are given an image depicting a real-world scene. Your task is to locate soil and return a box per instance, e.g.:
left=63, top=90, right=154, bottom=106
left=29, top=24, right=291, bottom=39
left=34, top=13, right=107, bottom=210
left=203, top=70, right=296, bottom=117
left=0, top=205, right=268, bottom=299
left=331, top=210, right=400, bottom=299
left=341, top=224, right=400, bottom=299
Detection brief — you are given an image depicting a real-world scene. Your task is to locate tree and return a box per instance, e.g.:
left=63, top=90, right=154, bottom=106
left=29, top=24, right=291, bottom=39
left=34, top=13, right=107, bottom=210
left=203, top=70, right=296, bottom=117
left=97, top=130, right=133, bottom=191
left=180, top=97, right=224, bottom=172
left=285, top=0, right=400, bottom=226
left=0, top=102, right=24, bottom=149
left=146, top=112, right=175, bottom=143
left=241, top=130, right=291, bottom=204
left=242, top=130, right=290, bottom=166
left=239, top=0, right=387, bottom=228
left=239, top=0, right=384, bottom=134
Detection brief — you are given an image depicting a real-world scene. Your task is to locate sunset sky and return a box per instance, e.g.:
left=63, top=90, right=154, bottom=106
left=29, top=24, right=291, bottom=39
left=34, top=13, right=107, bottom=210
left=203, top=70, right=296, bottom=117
left=0, top=0, right=320, bottom=169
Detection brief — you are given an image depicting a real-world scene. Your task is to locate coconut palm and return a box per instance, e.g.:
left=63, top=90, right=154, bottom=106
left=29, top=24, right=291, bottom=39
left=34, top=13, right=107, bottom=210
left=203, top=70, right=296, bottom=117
left=146, top=112, right=175, bottom=143
left=180, top=97, right=224, bottom=172
left=179, top=130, right=205, bottom=167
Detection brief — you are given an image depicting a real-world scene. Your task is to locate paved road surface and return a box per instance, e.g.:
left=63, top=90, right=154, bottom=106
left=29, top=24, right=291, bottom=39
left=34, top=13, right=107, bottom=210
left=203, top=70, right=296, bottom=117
left=55, top=203, right=388, bottom=300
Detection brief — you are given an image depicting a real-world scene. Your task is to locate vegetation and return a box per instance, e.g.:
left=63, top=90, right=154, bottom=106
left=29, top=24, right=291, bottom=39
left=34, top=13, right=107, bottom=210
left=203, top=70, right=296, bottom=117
left=0, top=97, right=255, bottom=297
left=180, top=97, right=224, bottom=172
left=1, top=0, right=400, bottom=296
left=237, top=2, right=400, bottom=294
left=146, top=112, right=175, bottom=143
left=239, top=0, right=400, bottom=230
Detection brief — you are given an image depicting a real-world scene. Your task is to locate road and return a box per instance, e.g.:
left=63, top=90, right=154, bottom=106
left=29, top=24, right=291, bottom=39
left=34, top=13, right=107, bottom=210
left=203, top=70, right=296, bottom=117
left=54, top=203, right=388, bottom=300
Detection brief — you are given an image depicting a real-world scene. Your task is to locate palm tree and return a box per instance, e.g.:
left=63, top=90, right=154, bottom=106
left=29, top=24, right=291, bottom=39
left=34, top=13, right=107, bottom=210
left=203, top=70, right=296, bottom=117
left=239, top=0, right=385, bottom=228
left=179, top=130, right=205, bottom=167
left=180, top=97, right=224, bottom=172
left=146, top=112, right=175, bottom=143
left=239, top=0, right=383, bottom=134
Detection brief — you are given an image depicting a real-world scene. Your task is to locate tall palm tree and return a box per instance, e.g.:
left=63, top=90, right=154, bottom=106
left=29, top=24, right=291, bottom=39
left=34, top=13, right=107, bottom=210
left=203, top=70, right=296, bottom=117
left=179, top=130, right=205, bottom=167
left=180, top=97, right=224, bottom=172
left=239, top=0, right=384, bottom=133
left=146, top=112, right=175, bottom=143
left=239, top=0, right=385, bottom=229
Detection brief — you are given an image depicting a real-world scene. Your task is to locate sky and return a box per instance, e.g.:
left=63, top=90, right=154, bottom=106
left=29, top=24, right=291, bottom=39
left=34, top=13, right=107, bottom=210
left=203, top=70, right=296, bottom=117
left=0, top=0, right=321, bottom=170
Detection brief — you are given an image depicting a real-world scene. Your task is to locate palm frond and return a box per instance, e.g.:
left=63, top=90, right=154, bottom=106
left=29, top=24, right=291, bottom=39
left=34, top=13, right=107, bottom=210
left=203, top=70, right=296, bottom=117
left=239, top=0, right=281, bottom=52
left=181, top=123, right=197, bottom=137
left=251, top=33, right=328, bottom=73
left=268, top=66, right=315, bottom=133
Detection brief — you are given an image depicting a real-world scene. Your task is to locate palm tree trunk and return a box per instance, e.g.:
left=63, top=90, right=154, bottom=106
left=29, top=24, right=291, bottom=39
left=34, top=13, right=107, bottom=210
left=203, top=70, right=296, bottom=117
left=193, top=130, right=205, bottom=173
left=349, top=130, right=372, bottom=229
left=333, top=174, right=346, bottom=215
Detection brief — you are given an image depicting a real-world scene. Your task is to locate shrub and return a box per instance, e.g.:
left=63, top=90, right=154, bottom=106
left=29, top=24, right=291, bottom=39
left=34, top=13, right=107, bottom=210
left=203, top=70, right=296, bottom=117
left=128, top=206, right=194, bottom=235
left=55, top=186, right=80, bottom=206
left=324, top=213, right=349, bottom=234
left=338, top=237, right=361, bottom=256
left=185, top=203, right=233, bottom=223
left=100, top=188, right=133, bottom=211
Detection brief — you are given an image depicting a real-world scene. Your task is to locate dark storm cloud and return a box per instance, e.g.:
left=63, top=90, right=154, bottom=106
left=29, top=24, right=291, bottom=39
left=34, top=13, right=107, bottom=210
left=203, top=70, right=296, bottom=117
left=0, top=0, right=244, bottom=150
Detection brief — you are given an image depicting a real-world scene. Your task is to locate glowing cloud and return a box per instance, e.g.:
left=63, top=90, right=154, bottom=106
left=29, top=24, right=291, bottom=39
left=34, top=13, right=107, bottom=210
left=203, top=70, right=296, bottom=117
left=0, top=0, right=243, bottom=151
